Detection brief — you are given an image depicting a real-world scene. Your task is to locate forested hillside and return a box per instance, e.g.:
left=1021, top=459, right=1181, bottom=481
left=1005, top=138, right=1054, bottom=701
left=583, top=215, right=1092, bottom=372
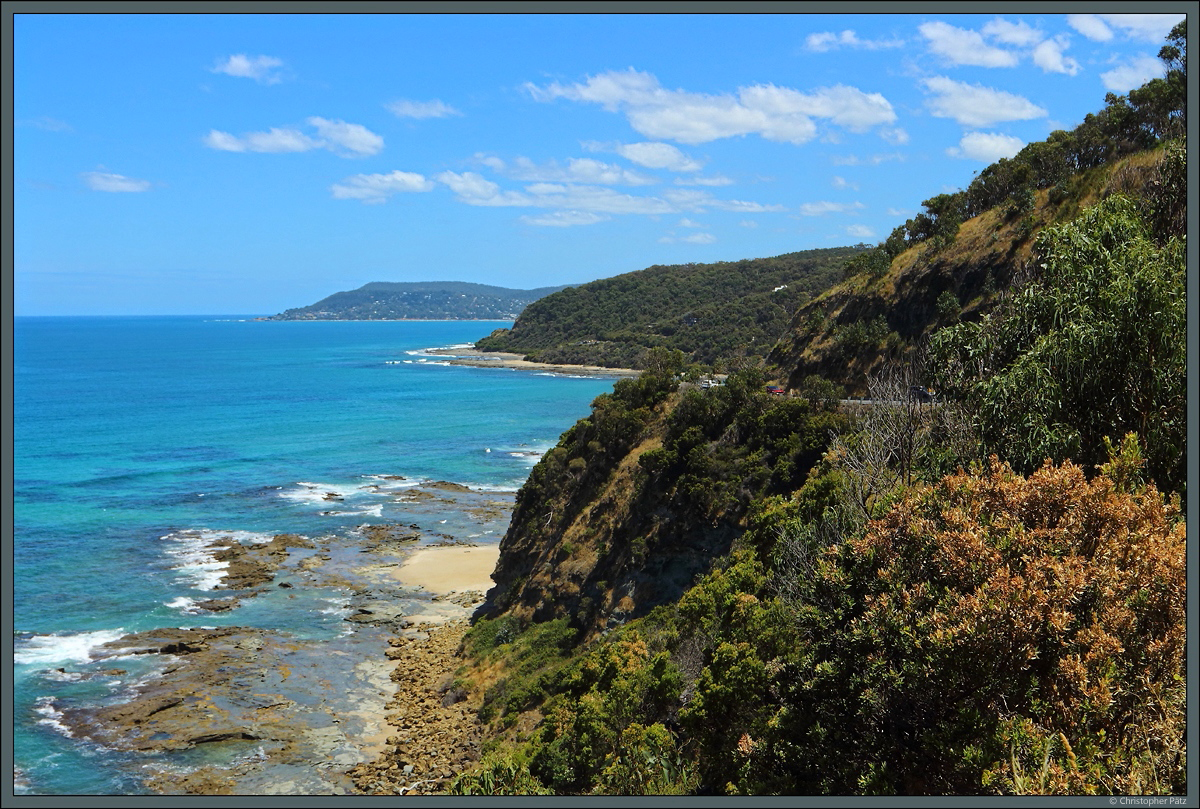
left=401, top=22, right=1188, bottom=798
left=475, top=246, right=866, bottom=369
left=266, top=281, right=571, bottom=320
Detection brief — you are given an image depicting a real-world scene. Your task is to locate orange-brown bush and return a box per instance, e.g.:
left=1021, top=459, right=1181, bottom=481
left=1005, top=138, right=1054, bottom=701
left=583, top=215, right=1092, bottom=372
left=760, top=454, right=1185, bottom=794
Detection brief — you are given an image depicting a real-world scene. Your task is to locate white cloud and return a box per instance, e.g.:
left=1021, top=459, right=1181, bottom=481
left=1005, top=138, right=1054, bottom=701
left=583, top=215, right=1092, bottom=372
left=678, top=218, right=704, bottom=228
left=385, top=99, right=462, bottom=119
left=615, top=141, right=704, bottom=172
left=308, top=117, right=384, bottom=157
left=879, top=127, right=909, bottom=144
left=831, top=176, right=859, bottom=190
left=528, top=69, right=896, bottom=145
left=798, top=200, right=864, bottom=216
left=981, top=18, right=1043, bottom=47
left=204, top=119, right=383, bottom=157
left=1101, top=55, right=1166, bottom=93
left=81, top=171, right=151, bottom=192
left=330, top=170, right=435, bottom=204
left=922, top=77, right=1047, bottom=127
left=919, top=21, right=1019, bottom=67
left=211, top=54, right=284, bottom=84
left=804, top=30, right=904, bottom=52
left=520, top=211, right=609, bottom=227
left=204, top=127, right=317, bottom=153
left=739, top=220, right=759, bottom=228
left=846, top=224, right=875, bottom=240
left=1068, top=14, right=1113, bottom=41
left=1032, top=36, right=1081, bottom=75
left=886, top=207, right=909, bottom=217
left=946, top=132, right=1025, bottom=163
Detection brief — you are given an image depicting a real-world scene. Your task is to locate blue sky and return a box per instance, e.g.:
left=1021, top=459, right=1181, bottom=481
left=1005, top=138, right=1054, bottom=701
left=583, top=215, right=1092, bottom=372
left=12, top=9, right=1187, bottom=315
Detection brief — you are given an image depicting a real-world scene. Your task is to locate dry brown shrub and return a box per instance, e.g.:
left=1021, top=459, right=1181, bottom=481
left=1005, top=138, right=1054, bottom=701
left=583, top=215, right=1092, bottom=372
left=847, top=456, right=1185, bottom=793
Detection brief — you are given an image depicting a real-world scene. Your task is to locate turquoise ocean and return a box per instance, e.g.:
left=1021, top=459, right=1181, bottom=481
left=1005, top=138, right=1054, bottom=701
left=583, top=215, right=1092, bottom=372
left=12, top=316, right=619, bottom=795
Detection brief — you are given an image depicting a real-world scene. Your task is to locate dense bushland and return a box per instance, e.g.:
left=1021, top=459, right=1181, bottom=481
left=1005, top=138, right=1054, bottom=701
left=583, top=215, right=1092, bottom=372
left=476, top=246, right=865, bottom=369
left=448, top=23, right=1187, bottom=797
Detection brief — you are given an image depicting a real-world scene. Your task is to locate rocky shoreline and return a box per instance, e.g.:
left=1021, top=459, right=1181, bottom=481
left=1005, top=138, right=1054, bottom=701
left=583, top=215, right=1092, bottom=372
left=43, top=484, right=511, bottom=795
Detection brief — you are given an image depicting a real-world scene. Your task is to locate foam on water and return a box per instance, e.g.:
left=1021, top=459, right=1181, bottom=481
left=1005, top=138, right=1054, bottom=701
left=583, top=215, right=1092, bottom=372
left=14, top=629, right=127, bottom=668
left=33, top=698, right=74, bottom=739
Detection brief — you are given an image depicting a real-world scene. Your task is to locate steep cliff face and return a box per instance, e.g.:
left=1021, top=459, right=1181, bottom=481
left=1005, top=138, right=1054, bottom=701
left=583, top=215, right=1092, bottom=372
left=482, top=370, right=848, bottom=638
left=484, top=416, right=739, bottom=636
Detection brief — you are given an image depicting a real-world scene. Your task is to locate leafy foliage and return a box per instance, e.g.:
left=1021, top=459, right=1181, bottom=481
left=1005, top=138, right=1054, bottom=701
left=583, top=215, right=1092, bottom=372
left=930, top=195, right=1186, bottom=494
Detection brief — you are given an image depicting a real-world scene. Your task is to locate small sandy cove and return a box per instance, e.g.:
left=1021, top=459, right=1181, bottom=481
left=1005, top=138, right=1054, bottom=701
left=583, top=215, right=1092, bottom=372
left=392, top=544, right=501, bottom=595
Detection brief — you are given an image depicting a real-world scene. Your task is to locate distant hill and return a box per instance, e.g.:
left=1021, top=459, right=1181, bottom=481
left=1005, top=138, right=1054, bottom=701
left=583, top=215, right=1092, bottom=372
left=475, top=246, right=866, bottom=370
left=265, top=281, right=573, bottom=321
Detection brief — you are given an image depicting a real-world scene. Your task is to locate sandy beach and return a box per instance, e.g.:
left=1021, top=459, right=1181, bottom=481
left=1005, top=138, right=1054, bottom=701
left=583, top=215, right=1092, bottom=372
left=392, top=543, right=501, bottom=595
left=425, top=346, right=642, bottom=377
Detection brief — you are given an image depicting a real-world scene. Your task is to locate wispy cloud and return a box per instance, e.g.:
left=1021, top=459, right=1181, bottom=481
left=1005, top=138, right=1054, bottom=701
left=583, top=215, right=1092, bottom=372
left=308, top=117, right=384, bottom=157
left=527, top=69, right=896, bottom=145
left=946, top=132, right=1025, bottom=163
left=204, top=127, right=319, bottom=153
left=1101, top=54, right=1165, bottom=93
left=922, top=77, right=1046, bottom=127
left=798, top=200, right=864, bottom=216
left=211, top=54, right=285, bottom=84
left=919, top=21, right=1019, bottom=68
left=804, top=29, right=904, bottom=52
left=831, top=176, right=859, bottom=191
left=385, top=99, right=462, bottom=119
left=494, top=155, right=656, bottom=186
left=20, top=116, right=72, bottom=132
left=581, top=140, right=706, bottom=172
left=831, top=152, right=905, bottom=166
left=660, top=231, right=717, bottom=244
left=432, top=170, right=780, bottom=218
left=204, top=117, right=383, bottom=157
left=330, top=170, right=435, bottom=204
left=520, top=211, right=609, bottom=227
left=846, top=224, right=875, bottom=240
left=81, top=170, right=151, bottom=192
left=674, top=175, right=734, bottom=187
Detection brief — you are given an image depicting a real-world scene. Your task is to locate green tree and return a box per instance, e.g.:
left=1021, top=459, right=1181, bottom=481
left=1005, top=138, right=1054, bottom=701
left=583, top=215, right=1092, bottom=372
left=931, top=195, right=1185, bottom=493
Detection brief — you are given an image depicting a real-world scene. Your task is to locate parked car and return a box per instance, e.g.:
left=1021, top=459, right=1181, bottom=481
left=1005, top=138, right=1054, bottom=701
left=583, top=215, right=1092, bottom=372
left=909, top=385, right=936, bottom=403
